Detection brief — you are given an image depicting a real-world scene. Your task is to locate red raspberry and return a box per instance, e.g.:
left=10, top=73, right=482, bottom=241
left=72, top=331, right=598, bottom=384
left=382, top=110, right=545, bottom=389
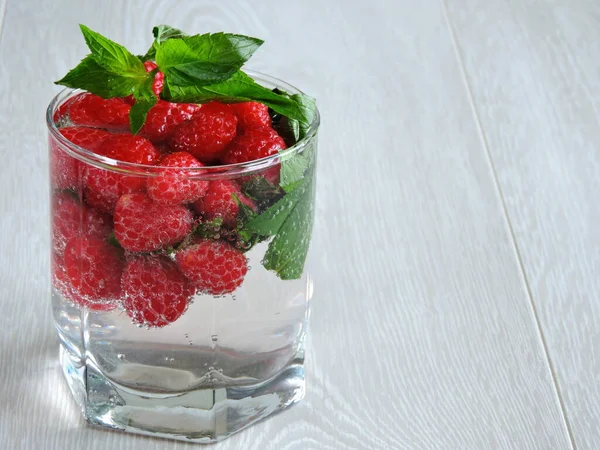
left=83, top=135, right=160, bottom=213
left=147, top=152, right=209, bottom=205
left=140, top=101, right=200, bottom=143
left=51, top=127, right=111, bottom=190
left=52, top=193, right=113, bottom=255
left=192, top=180, right=255, bottom=228
left=122, top=256, right=194, bottom=327
left=63, top=236, right=124, bottom=301
left=221, top=127, right=285, bottom=185
left=113, top=193, right=193, bottom=252
left=65, top=93, right=131, bottom=130
left=222, top=127, right=286, bottom=164
left=168, top=102, right=238, bottom=162
left=52, top=253, right=118, bottom=311
left=144, top=61, right=165, bottom=97
left=231, top=102, right=271, bottom=131
left=96, top=134, right=160, bottom=165
left=176, top=239, right=248, bottom=295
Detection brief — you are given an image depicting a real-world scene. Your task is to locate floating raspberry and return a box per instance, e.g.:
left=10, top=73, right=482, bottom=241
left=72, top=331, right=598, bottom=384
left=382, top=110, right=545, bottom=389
left=221, top=127, right=285, bottom=184
left=122, top=256, right=194, bottom=327
left=83, top=135, right=160, bottom=212
left=52, top=253, right=118, bottom=312
left=52, top=193, right=113, bottom=255
left=51, top=127, right=111, bottom=190
left=231, top=102, right=271, bottom=131
left=114, top=193, right=193, bottom=252
left=176, top=239, right=248, bottom=295
left=147, top=152, right=209, bottom=205
left=192, top=180, right=255, bottom=228
left=63, top=236, right=124, bottom=301
left=168, top=102, right=238, bottom=162
left=140, top=101, right=201, bottom=143
left=64, top=93, right=131, bottom=130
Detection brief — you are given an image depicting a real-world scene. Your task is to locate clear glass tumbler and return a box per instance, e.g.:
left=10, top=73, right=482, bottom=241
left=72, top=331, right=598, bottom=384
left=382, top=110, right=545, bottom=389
left=46, top=72, right=319, bottom=443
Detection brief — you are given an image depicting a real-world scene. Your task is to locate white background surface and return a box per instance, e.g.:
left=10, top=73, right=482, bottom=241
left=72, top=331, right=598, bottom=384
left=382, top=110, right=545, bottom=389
left=0, top=0, right=598, bottom=448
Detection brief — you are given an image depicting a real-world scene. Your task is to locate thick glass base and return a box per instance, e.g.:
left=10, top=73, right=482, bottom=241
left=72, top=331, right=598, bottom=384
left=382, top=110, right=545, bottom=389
left=60, top=345, right=305, bottom=443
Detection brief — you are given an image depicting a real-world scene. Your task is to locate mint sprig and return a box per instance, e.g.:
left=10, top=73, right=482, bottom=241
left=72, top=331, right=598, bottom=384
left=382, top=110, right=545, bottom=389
left=55, top=24, right=316, bottom=137
left=156, top=33, right=263, bottom=86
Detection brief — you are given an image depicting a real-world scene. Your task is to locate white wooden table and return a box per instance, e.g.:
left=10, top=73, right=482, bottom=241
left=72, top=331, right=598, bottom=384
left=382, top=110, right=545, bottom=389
left=1, top=0, right=599, bottom=448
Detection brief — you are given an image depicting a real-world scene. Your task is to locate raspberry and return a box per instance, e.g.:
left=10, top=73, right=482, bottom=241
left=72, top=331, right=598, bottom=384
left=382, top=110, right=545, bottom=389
left=222, top=127, right=286, bottom=164
left=192, top=180, right=255, bottom=228
left=63, top=236, right=124, bottom=301
left=96, top=134, right=160, bottom=165
left=176, top=239, right=248, bottom=295
left=122, top=256, right=194, bottom=327
left=83, top=135, right=160, bottom=212
left=144, top=61, right=165, bottom=97
left=65, top=93, right=131, bottom=130
left=52, top=253, right=117, bottom=312
left=147, top=152, right=209, bottom=205
left=231, top=102, right=271, bottom=131
left=168, top=102, right=238, bottom=162
left=114, top=193, right=193, bottom=252
left=221, top=127, right=285, bottom=185
left=52, top=193, right=112, bottom=255
left=51, top=127, right=111, bottom=190
left=140, top=101, right=200, bottom=143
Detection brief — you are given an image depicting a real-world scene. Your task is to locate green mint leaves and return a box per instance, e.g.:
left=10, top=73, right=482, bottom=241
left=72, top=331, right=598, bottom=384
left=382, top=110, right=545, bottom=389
left=56, top=24, right=316, bottom=137
left=56, top=25, right=153, bottom=133
left=55, top=24, right=318, bottom=280
left=156, top=33, right=263, bottom=86
left=237, top=141, right=316, bottom=279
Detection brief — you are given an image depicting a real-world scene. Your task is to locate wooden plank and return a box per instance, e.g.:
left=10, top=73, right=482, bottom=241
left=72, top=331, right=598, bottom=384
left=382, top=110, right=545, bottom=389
left=0, top=0, right=573, bottom=448
left=444, top=0, right=600, bottom=447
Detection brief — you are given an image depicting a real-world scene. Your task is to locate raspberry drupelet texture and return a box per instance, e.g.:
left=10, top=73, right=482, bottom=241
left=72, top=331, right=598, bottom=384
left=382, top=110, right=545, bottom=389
left=176, top=239, right=248, bottom=295
left=141, top=101, right=201, bottom=143
left=64, top=93, right=131, bottom=130
left=168, top=102, right=238, bottom=162
left=122, top=256, right=195, bottom=327
left=193, top=180, right=255, bottom=228
left=83, top=135, right=161, bottom=213
left=52, top=193, right=112, bottom=255
left=63, top=236, right=124, bottom=301
left=51, top=127, right=111, bottom=190
left=113, top=193, right=193, bottom=252
left=230, top=102, right=271, bottom=131
left=147, top=152, right=209, bottom=205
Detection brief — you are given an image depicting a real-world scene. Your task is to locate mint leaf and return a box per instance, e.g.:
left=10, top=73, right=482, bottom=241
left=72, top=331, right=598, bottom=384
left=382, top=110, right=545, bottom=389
left=129, top=78, right=158, bottom=134
left=242, top=176, right=285, bottom=211
left=155, top=33, right=263, bottom=86
left=263, top=182, right=314, bottom=279
left=80, top=25, right=146, bottom=76
left=56, top=25, right=152, bottom=104
left=55, top=55, right=139, bottom=97
left=154, top=24, right=186, bottom=42
left=143, top=24, right=187, bottom=61
left=163, top=71, right=316, bottom=137
left=280, top=151, right=309, bottom=188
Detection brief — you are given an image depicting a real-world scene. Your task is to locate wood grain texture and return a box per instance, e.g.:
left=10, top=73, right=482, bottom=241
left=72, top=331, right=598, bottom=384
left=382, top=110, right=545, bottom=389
left=0, top=0, right=573, bottom=448
left=444, top=0, right=600, bottom=447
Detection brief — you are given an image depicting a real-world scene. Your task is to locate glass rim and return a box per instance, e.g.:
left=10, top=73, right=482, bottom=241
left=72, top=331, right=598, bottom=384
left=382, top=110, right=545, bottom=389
left=46, top=70, right=320, bottom=179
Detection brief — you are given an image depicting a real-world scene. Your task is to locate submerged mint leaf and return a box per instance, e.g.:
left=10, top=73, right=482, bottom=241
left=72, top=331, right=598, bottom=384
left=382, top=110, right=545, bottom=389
left=79, top=25, right=146, bottom=76
left=155, top=33, right=263, bottom=86
left=129, top=78, right=158, bottom=134
left=262, top=180, right=314, bottom=279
